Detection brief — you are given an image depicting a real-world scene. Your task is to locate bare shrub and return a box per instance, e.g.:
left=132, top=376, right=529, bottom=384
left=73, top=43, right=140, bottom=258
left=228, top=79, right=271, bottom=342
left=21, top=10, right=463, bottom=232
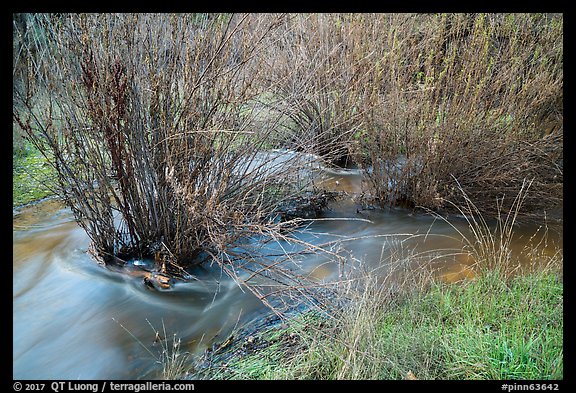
left=12, top=13, right=562, bottom=310
left=12, top=13, right=330, bottom=291
left=259, top=14, right=376, bottom=167
left=355, top=13, right=563, bottom=218
left=249, top=13, right=562, bottom=217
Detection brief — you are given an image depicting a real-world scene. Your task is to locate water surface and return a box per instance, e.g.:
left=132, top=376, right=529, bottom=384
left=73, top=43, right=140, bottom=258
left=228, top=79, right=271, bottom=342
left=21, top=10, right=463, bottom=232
left=13, top=171, right=562, bottom=379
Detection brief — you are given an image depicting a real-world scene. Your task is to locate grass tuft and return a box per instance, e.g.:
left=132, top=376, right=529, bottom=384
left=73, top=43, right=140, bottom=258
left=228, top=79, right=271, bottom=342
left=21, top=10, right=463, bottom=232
left=191, top=185, right=563, bottom=380
left=197, top=264, right=562, bottom=380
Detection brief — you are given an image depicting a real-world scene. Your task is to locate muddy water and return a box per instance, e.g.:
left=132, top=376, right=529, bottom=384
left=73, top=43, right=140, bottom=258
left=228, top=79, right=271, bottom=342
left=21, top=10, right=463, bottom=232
left=14, top=201, right=267, bottom=379
left=13, top=171, right=562, bottom=380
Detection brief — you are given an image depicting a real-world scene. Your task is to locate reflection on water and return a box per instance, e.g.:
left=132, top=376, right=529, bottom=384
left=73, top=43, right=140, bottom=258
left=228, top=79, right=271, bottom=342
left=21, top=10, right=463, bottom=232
left=13, top=176, right=562, bottom=379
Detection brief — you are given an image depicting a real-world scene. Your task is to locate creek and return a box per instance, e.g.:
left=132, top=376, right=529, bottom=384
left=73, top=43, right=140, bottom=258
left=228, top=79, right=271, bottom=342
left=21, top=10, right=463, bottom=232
left=13, top=166, right=562, bottom=379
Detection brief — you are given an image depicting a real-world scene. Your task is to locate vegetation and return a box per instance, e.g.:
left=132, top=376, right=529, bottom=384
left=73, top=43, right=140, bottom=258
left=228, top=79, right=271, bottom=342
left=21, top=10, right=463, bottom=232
left=13, top=13, right=562, bottom=267
left=13, top=14, right=342, bottom=307
left=13, top=138, right=56, bottom=207
left=114, top=318, right=191, bottom=380
left=249, top=13, right=563, bottom=216
left=12, top=13, right=563, bottom=380
left=190, top=186, right=563, bottom=380
left=195, top=266, right=562, bottom=380
left=349, top=14, right=563, bottom=216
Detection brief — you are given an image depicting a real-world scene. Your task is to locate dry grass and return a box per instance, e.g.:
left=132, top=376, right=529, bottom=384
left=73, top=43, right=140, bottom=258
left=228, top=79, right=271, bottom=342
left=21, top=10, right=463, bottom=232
left=195, top=185, right=562, bottom=380
left=114, top=318, right=191, bottom=380
left=424, top=177, right=561, bottom=279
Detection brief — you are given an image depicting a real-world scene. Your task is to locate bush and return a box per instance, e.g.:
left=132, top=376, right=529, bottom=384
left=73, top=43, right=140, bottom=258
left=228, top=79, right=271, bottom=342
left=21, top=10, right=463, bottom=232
left=12, top=13, right=329, bottom=300
left=13, top=12, right=563, bottom=297
left=355, top=14, right=563, bottom=217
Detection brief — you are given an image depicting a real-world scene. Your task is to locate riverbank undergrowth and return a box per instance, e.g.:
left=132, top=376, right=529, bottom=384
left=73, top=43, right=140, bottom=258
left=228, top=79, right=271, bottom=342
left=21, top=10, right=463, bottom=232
left=188, top=185, right=562, bottom=380
left=191, top=262, right=562, bottom=380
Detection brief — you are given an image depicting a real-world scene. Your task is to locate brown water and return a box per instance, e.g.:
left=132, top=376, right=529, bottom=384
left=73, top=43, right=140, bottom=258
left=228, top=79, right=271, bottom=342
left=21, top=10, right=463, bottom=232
left=13, top=170, right=562, bottom=380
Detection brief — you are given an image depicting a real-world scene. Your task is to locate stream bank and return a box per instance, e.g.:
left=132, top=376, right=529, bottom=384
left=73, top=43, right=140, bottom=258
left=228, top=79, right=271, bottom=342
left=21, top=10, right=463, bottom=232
left=189, top=264, right=563, bottom=380
left=13, top=161, right=562, bottom=379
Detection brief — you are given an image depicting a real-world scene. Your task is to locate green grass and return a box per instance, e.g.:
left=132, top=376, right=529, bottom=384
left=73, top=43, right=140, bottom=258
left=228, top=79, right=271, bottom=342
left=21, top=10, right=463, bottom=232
left=13, top=142, right=57, bottom=207
left=191, top=311, right=326, bottom=380
left=196, top=267, right=563, bottom=380
left=377, top=269, right=563, bottom=380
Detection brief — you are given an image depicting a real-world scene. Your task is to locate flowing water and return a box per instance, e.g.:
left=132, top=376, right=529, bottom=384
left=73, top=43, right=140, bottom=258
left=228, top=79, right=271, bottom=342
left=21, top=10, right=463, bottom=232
left=13, top=167, right=562, bottom=380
